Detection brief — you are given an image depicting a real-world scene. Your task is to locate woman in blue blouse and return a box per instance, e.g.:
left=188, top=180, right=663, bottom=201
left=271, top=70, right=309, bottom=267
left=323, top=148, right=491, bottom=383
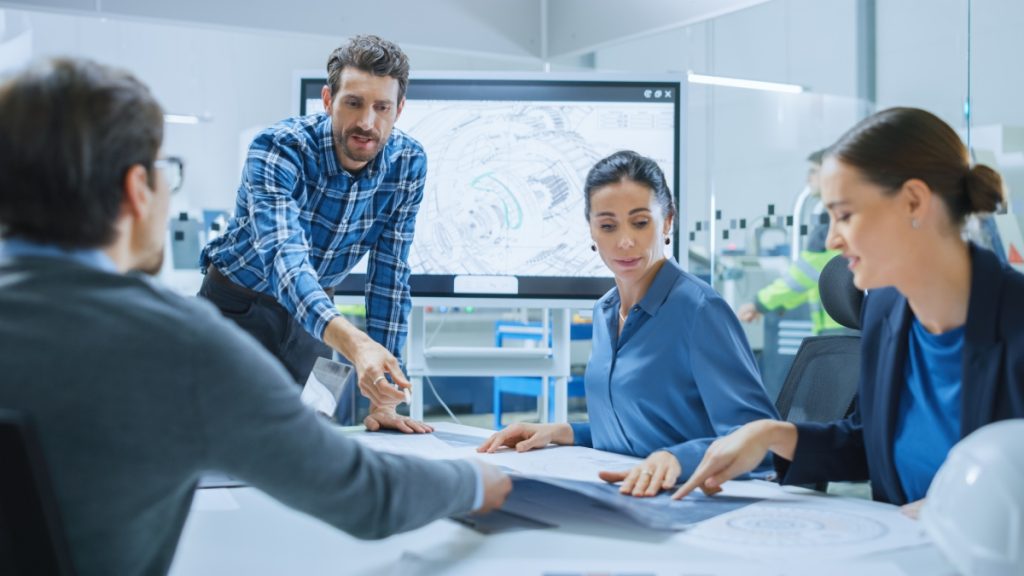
left=479, top=151, right=778, bottom=498
left=674, top=108, right=1024, bottom=513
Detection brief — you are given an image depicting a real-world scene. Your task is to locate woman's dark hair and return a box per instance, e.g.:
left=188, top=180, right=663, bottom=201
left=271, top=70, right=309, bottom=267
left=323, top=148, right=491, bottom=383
left=583, top=150, right=676, bottom=223
left=326, top=34, right=410, bottom=103
left=826, top=107, right=1003, bottom=226
left=0, top=57, right=164, bottom=248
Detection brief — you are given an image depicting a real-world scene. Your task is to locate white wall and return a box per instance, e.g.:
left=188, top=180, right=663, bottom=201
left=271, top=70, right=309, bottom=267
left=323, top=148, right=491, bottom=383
left=545, top=0, right=770, bottom=58
left=4, top=0, right=774, bottom=61
left=968, top=0, right=1024, bottom=128
left=875, top=0, right=968, bottom=130
left=0, top=10, right=31, bottom=73
left=13, top=8, right=545, bottom=215
left=876, top=0, right=1024, bottom=129
left=874, top=0, right=1024, bottom=213
left=0, top=0, right=545, bottom=58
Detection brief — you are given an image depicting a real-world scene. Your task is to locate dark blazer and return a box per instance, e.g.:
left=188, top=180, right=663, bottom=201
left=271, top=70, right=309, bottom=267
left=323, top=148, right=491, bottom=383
left=777, top=244, right=1024, bottom=504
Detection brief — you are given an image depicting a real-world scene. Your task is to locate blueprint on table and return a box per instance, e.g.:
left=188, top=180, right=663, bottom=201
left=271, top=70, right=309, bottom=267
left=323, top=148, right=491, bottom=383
left=495, top=476, right=757, bottom=532
left=356, top=424, right=758, bottom=531
left=532, top=476, right=758, bottom=530
left=355, top=424, right=929, bottom=555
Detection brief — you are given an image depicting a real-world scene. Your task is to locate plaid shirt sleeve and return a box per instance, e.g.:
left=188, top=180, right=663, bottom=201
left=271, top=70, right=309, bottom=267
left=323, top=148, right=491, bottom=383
left=364, top=152, right=426, bottom=361
left=245, top=132, right=341, bottom=340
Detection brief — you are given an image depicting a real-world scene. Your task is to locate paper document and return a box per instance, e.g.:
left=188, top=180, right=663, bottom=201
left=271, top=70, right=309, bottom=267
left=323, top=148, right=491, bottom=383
left=431, top=429, right=495, bottom=449
left=357, top=422, right=748, bottom=530
left=356, top=423, right=751, bottom=531
left=354, top=430, right=466, bottom=460
left=502, top=476, right=758, bottom=531
left=450, top=507, right=556, bottom=535
left=429, top=421, right=492, bottom=439
left=476, top=444, right=641, bottom=483
left=197, top=472, right=245, bottom=489
left=359, top=422, right=641, bottom=483
left=679, top=485, right=930, bottom=560
left=191, top=488, right=239, bottom=511
left=356, top=424, right=931, bottom=559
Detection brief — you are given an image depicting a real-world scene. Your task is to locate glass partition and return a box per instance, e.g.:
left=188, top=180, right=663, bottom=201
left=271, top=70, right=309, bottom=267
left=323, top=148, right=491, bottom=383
left=691, top=86, right=869, bottom=399
left=967, top=0, right=1024, bottom=270
left=582, top=0, right=976, bottom=399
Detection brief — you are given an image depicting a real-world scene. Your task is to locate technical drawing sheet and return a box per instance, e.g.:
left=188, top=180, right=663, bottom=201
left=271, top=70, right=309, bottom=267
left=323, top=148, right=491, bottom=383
left=354, top=422, right=930, bottom=559
left=677, top=481, right=930, bottom=560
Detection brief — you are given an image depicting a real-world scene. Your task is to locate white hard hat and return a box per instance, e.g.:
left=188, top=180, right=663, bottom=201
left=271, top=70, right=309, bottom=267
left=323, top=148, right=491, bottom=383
left=921, top=419, right=1024, bottom=576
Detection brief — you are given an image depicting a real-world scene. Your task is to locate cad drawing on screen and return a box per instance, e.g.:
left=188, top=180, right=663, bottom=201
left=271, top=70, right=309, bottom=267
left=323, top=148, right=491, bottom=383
left=298, top=73, right=683, bottom=302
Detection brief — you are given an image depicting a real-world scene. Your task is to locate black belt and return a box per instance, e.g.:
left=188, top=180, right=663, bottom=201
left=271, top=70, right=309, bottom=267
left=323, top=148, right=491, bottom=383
left=205, top=266, right=335, bottom=300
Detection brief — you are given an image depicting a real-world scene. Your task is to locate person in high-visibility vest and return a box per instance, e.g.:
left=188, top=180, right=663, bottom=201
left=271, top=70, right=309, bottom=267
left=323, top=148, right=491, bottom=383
left=738, top=149, right=844, bottom=335
left=738, top=220, right=843, bottom=334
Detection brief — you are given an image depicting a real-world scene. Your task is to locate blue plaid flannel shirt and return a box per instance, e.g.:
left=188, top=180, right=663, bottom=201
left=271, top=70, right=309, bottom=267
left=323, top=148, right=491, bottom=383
left=200, top=113, right=426, bottom=360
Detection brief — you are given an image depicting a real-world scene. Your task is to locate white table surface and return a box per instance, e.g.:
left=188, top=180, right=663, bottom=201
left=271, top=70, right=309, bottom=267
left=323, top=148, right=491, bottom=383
left=168, top=425, right=960, bottom=576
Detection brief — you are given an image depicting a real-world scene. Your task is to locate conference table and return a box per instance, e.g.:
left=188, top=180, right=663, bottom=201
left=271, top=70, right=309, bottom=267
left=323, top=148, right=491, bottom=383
left=168, top=424, right=959, bottom=576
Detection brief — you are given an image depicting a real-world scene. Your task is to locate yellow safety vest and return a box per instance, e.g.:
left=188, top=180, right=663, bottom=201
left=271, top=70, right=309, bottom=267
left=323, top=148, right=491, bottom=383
left=756, top=250, right=843, bottom=334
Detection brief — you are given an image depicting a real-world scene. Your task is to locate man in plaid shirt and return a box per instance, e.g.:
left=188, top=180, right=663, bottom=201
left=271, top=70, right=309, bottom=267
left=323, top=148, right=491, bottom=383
left=200, top=35, right=428, bottom=433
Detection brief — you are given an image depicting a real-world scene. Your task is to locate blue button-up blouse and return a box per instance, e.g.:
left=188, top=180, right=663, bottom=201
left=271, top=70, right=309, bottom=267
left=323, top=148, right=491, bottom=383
left=570, top=258, right=779, bottom=477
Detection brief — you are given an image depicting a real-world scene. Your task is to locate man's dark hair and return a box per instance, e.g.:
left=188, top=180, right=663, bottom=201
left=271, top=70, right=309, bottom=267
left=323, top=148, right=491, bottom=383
left=583, top=150, right=677, bottom=225
left=0, top=57, right=164, bottom=248
left=326, top=35, right=410, bottom=103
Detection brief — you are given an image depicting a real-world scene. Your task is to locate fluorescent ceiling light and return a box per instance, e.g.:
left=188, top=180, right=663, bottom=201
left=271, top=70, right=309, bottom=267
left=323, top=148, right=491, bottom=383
left=164, top=113, right=211, bottom=125
left=687, top=72, right=804, bottom=94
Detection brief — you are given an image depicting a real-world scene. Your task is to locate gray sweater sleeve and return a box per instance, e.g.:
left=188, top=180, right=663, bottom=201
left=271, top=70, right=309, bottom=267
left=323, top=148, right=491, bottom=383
left=187, top=304, right=477, bottom=539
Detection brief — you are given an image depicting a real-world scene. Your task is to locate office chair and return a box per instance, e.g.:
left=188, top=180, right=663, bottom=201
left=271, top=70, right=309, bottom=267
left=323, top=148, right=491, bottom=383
left=774, top=254, right=864, bottom=424
left=772, top=255, right=863, bottom=492
left=0, top=410, right=76, bottom=576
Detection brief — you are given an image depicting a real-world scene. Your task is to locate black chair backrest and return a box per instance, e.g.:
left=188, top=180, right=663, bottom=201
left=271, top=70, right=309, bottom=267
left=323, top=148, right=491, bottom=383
left=819, top=254, right=863, bottom=330
left=0, top=410, right=75, bottom=576
left=774, top=335, right=861, bottom=422
left=774, top=254, right=864, bottom=423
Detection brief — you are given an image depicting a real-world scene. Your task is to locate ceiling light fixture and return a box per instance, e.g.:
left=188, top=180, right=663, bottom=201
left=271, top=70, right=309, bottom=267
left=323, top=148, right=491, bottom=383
left=164, top=113, right=212, bottom=125
left=687, top=72, right=804, bottom=94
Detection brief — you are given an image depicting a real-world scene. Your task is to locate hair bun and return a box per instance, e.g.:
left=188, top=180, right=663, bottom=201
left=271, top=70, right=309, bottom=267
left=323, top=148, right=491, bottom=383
left=964, top=164, right=1004, bottom=215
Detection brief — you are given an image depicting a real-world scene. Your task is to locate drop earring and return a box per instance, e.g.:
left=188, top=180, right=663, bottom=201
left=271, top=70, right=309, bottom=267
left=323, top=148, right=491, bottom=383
left=911, top=218, right=920, bottom=229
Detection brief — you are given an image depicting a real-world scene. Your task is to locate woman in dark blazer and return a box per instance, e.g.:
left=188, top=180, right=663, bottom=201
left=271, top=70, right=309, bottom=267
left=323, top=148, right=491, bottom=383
left=672, top=107, right=1024, bottom=509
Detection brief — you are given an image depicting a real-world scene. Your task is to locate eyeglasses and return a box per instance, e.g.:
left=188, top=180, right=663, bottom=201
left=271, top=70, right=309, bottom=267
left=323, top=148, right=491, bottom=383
left=153, top=156, right=185, bottom=195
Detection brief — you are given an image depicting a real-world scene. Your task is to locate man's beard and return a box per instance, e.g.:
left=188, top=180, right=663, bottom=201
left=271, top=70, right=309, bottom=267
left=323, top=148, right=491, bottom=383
left=336, top=127, right=381, bottom=164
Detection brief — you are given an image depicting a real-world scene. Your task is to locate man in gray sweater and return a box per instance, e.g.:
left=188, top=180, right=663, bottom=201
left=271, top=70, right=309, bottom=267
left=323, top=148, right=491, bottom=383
left=0, top=58, right=510, bottom=576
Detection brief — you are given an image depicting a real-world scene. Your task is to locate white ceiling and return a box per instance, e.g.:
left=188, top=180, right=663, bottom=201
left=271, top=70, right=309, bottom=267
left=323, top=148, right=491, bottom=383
left=0, top=0, right=770, bottom=59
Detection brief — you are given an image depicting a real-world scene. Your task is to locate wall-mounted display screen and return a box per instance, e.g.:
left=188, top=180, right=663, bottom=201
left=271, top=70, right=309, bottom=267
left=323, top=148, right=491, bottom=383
left=298, top=73, right=684, bottom=302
